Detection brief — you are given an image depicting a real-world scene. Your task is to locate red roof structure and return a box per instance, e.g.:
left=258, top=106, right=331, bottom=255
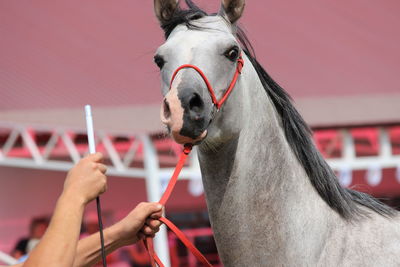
left=0, top=0, right=399, bottom=129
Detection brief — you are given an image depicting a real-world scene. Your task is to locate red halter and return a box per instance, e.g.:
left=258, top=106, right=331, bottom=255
left=169, top=54, right=244, bottom=109
left=144, top=54, right=244, bottom=267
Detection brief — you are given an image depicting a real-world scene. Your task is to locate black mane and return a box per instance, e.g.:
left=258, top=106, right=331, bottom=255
left=160, top=0, right=396, bottom=220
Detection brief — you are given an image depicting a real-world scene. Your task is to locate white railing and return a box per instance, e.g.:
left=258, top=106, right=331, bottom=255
left=314, top=127, right=400, bottom=186
left=1, top=123, right=400, bottom=187
left=1, top=122, right=400, bottom=266
left=0, top=123, right=201, bottom=179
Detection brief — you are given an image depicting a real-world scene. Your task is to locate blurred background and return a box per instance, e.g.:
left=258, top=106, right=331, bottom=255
left=0, top=1, right=399, bottom=266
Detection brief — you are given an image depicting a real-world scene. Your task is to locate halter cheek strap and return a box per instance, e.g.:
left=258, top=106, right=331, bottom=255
left=169, top=54, right=244, bottom=110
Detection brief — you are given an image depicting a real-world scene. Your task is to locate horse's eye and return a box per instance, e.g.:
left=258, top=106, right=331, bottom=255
left=225, top=47, right=239, bottom=61
left=154, top=55, right=165, bottom=69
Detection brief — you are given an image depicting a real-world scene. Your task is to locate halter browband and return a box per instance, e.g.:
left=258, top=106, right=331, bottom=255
left=169, top=54, right=244, bottom=110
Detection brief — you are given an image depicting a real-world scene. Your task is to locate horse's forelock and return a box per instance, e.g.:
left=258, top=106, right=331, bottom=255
left=160, top=0, right=208, bottom=39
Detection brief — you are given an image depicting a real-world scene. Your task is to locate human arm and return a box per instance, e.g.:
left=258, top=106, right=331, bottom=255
left=21, top=153, right=107, bottom=267
left=73, top=202, right=163, bottom=267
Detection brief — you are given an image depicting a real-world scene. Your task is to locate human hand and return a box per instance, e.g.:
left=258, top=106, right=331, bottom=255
left=63, top=153, right=108, bottom=205
left=113, top=202, right=163, bottom=246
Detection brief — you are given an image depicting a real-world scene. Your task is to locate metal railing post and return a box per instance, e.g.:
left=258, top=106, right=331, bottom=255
left=141, top=134, right=171, bottom=267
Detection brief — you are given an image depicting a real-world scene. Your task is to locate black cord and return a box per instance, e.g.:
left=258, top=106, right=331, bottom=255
left=96, top=196, right=107, bottom=267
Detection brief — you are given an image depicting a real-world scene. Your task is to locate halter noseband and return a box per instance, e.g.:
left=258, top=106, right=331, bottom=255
left=169, top=54, right=244, bottom=110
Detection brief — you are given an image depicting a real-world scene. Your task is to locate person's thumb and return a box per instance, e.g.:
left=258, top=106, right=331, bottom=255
left=137, top=202, right=163, bottom=220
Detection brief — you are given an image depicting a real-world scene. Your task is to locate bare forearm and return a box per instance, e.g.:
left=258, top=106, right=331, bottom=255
left=73, top=223, right=136, bottom=267
left=23, top=193, right=85, bottom=267
left=73, top=202, right=163, bottom=267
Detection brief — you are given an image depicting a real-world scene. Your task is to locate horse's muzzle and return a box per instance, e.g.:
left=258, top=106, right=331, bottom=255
left=160, top=88, right=208, bottom=144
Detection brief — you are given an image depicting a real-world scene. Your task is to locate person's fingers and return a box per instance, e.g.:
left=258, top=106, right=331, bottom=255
left=146, top=219, right=162, bottom=230
left=150, top=210, right=163, bottom=219
left=136, top=202, right=163, bottom=221
left=97, top=163, right=107, bottom=174
left=140, top=231, right=155, bottom=238
left=142, top=225, right=155, bottom=235
left=148, top=203, right=163, bottom=214
left=90, top=172, right=108, bottom=196
left=88, top=152, right=103, bottom=162
left=99, top=182, right=108, bottom=194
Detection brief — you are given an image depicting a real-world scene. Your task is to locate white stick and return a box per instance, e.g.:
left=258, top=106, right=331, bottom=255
left=84, top=105, right=107, bottom=267
left=0, top=250, right=18, bottom=265
left=85, top=105, right=96, bottom=154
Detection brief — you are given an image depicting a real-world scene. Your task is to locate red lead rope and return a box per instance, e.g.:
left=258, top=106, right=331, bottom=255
left=143, top=144, right=212, bottom=267
left=144, top=54, right=244, bottom=267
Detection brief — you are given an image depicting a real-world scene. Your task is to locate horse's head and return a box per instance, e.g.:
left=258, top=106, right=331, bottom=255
left=154, top=0, right=246, bottom=147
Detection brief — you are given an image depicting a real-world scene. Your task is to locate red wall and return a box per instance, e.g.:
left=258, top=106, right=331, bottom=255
left=1, top=0, right=399, bottom=111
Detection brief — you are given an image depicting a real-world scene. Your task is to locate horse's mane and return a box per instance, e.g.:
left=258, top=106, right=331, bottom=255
left=160, top=0, right=396, bottom=220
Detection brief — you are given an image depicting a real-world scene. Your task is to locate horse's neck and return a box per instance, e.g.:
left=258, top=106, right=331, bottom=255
left=198, top=63, right=339, bottom=265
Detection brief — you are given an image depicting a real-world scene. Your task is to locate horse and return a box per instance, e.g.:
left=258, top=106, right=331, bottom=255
left=152, top=0, right=400, bottom=266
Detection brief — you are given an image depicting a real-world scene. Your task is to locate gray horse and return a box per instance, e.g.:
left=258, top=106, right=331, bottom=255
left=153, top=0, right=400, bottom=266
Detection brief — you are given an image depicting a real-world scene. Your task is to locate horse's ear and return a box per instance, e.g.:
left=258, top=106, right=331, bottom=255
left=219, top=0, right=245, bottom=24
left=154, top=0, right=179, bottom=25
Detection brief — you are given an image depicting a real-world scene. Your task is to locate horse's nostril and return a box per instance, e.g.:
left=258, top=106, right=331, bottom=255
left=189, top=93, right=204, bottom=113
left=163, top=98, right=171, bottom=119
